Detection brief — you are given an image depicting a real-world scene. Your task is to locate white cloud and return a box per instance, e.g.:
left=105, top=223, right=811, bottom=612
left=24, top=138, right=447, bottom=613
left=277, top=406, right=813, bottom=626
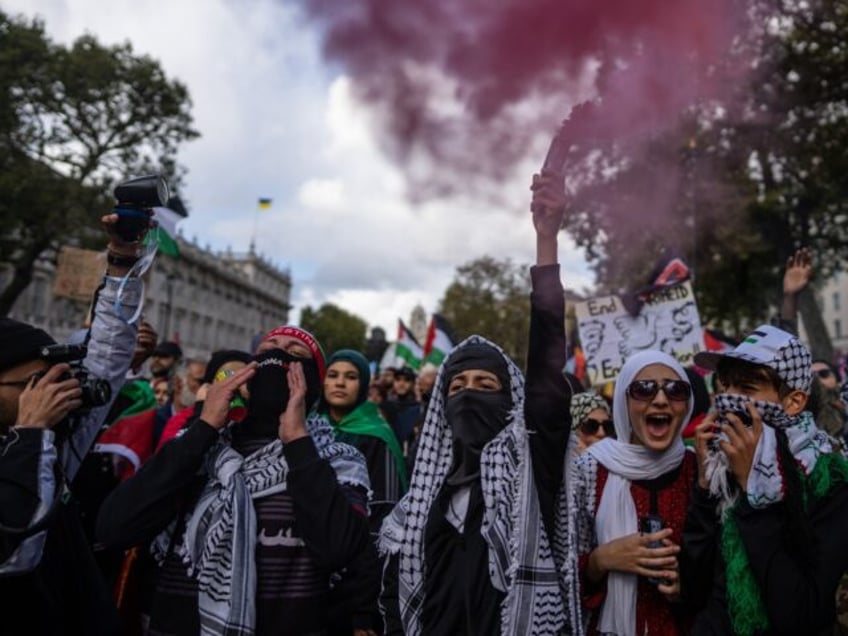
left=7, top=0, right=595, bottom=336
left=297, top=179, right=345, bottom=212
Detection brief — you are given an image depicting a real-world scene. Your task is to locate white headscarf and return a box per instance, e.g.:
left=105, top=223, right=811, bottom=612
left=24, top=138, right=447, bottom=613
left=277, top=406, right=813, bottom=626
left=582, top=350, right=694, bottom=636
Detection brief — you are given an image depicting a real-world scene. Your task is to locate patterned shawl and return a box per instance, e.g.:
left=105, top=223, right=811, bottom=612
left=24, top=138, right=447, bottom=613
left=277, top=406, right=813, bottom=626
left=152, top=413, right=369, bottom=636
left=378, top=335, right=566, bottom=636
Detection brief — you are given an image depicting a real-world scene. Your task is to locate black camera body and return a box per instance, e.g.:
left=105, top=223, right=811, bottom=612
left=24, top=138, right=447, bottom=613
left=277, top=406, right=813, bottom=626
left=37, top=344, right=111, bottom=412
left=112, top=174, right=170, bottom=243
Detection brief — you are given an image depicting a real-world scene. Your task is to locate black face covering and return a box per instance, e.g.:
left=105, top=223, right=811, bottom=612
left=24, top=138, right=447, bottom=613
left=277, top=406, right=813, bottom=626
left=243, top=349, right=322, bottom=438
left=444, top=389, right=512, bottom=486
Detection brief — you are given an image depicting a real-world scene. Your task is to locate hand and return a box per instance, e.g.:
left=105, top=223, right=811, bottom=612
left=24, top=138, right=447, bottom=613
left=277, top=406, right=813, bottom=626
left=783, top=247, right=813, bottom=296
left=656, top=540, right=681, bottom=601
left=718, top=402, right=763, bottom=492
left=530, top=170, right=566, bottom=239
left=199, top=363, right=256, bottom=429
left=14, top=364, right=82, bottom=429
left=130, top=320, right=158, bottom=372
left=195, top=383, right=209, bottom=402
left=587, top=528, right=679, bottom=581
left=279, top=362, right=308, bottom=443
left=101, top=213, right=153, bottom=255
left=693, top=413, right=720, bottom=489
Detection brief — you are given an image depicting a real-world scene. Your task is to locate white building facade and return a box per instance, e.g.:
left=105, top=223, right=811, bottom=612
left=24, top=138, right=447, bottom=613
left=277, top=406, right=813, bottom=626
left=2, top=239, right=291, bottom=362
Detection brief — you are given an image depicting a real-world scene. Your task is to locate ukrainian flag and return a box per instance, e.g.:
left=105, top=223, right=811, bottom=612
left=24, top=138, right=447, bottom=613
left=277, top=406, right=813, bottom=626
left=258, top=198, right=272, bottom=210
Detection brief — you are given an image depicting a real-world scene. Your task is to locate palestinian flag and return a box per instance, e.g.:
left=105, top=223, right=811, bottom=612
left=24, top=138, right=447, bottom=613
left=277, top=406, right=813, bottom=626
left=150, top=206, right=183, bottom=258
left=423, top=314, right=455, bottom=367
left=93, top=380, right=157, bottom=479
left=395, top=319, right=423, bottom=370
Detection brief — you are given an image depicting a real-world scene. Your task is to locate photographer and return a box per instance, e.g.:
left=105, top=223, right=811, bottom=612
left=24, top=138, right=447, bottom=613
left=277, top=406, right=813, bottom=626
left=0, top=212, right=148, bottom=635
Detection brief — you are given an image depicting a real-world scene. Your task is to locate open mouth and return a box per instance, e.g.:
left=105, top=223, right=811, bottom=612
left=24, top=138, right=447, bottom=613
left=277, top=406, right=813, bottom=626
left=645, top=414, right=673, bottom=439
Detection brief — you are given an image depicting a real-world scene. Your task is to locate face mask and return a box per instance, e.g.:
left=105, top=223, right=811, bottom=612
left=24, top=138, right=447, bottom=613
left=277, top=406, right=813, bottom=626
left=714, top=392, right=796, bottom=430
left=444, top=389, right=512, bottom=485
left=247, top=349, right=294, bottom=423
left=246, top=349, right=323, bottom=423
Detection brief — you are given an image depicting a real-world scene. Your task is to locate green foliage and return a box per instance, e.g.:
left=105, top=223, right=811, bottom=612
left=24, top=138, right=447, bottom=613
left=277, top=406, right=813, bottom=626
left=299, top=303, right=368, bottom=355
left=0, top=9, right=198, bottom=314
left=438, top=256, right=530, bottom=368
left=557, top=1, right=848, bottom=351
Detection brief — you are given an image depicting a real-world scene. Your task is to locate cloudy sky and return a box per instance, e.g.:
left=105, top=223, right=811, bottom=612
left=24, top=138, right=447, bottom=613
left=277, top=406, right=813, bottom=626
left=4, top=0, right=595, bottom=335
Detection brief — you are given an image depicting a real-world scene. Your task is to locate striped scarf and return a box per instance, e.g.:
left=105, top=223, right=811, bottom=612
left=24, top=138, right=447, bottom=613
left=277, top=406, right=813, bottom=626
left=378, top=336, right=566, bottom=636
left=152, top=413, right=369, bottom=636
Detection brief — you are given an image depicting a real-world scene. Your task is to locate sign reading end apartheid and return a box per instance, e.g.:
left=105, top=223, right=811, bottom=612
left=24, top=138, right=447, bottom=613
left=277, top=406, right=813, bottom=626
left=574, top=281, right=705, bottom=386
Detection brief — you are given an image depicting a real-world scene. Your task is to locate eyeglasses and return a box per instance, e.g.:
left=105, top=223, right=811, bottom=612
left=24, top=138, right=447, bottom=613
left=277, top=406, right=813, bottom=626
left=815, top=368, right=834, bottom=379
left=580, top=417, right=615, bottom=437
left=627, top=379, right=691, bottom=402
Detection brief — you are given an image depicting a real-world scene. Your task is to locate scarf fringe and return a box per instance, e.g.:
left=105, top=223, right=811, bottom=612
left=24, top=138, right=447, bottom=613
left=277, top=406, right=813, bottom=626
left=704, top=449, right=738, bottom=520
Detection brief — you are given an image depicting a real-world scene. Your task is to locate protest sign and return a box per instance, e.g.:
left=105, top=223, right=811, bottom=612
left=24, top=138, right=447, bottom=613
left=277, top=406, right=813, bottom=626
left=53, top=247, right=106, bottom=302
left=574, top=281, right=704, bottom=386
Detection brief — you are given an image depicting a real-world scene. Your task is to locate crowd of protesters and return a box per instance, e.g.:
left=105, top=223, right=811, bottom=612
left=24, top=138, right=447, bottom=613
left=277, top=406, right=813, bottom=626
left=3, top=175, right=848, bottom=636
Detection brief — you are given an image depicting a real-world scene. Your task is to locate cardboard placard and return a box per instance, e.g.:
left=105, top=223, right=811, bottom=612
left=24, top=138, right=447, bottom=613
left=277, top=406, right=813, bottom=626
left=53, top=247, right=106, bottom=302
left=574, top=281, right=705, bottom=386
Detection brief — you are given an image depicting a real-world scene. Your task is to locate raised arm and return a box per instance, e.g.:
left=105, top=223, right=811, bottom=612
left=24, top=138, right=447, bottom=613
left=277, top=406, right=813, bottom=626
left=778, top=247, right=813, bottom=335
left=526, top=170, right=572, bottom=537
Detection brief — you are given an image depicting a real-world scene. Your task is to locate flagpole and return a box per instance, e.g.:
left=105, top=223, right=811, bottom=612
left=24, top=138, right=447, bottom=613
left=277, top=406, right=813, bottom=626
left=252, top=198, right=271, bottom=253
left=250, top=204, right=259, bottom=253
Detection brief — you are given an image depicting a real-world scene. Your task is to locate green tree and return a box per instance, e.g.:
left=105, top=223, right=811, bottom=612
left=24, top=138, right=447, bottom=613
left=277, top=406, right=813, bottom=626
left=560, top=1, right=848, bottom=357
left=438, top=256, right=530, bottom=368
left=0, top=10, right=198, bottom=314
left=299, top=303, right=368, bottom=355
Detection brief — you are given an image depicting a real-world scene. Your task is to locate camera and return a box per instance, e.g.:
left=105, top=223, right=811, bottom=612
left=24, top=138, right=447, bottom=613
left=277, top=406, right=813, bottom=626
left=36, top=344, right=111, bottom=412
left=112, top=174, right=170, bottom=243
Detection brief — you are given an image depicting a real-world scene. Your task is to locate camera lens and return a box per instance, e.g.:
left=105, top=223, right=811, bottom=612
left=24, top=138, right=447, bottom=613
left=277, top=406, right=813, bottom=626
left=81, top=378, right=112, bottom=409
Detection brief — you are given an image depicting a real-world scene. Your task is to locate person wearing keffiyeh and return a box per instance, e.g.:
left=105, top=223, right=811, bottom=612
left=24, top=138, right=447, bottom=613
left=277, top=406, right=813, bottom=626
left=378, top=171, right=572, bottom=636
left=96, top=325, right=371, bottom=636
left=682, top=325, right=848, bottom=635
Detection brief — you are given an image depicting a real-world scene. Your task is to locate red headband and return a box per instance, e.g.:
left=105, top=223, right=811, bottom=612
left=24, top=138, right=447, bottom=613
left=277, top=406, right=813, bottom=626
left=263, top=325, right=326, bottom=380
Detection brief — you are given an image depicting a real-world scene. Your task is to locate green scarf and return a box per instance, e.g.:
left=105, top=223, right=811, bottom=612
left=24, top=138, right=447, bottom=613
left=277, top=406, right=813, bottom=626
left=722, top=452, right=848, bottom=636
left=116, top=379, right=158, bottom=420
left=329, top=400, right=408, bottom=493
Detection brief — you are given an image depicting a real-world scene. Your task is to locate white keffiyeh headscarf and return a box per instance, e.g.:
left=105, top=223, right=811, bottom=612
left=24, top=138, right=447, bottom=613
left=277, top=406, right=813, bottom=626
left=151, top=413, right=370, bottom=636
left=378, top=335, right=566, bottom=636
left=703, top=392, right=832, bottom=518
left=560, top=350, right=693, bottom=636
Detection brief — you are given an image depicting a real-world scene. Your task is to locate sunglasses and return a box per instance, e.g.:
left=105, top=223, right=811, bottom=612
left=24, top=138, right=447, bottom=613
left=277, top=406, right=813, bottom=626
left=627, top=379, right=691, bottom=402
left=580, top=417, right=615, bottom=437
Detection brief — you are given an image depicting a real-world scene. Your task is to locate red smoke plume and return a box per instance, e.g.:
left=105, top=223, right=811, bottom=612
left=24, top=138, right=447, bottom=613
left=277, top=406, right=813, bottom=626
left=301, top=0, right=749, bottom=200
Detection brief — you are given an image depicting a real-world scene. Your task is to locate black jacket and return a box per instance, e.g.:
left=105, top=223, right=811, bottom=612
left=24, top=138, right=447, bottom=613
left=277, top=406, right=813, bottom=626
left=681, top=480, right=848, bottom=635
left=0, top=429, right=121, bottom=636
left=380, top=264, right=571, bottom=635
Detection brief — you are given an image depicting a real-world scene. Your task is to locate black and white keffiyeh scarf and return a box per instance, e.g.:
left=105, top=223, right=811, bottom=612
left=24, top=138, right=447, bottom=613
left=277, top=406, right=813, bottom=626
left=704, top=392, right=832, bottom=517
left=378, top=336, right=566, bottom=636
left=151, top=413, right=369, bottom=636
